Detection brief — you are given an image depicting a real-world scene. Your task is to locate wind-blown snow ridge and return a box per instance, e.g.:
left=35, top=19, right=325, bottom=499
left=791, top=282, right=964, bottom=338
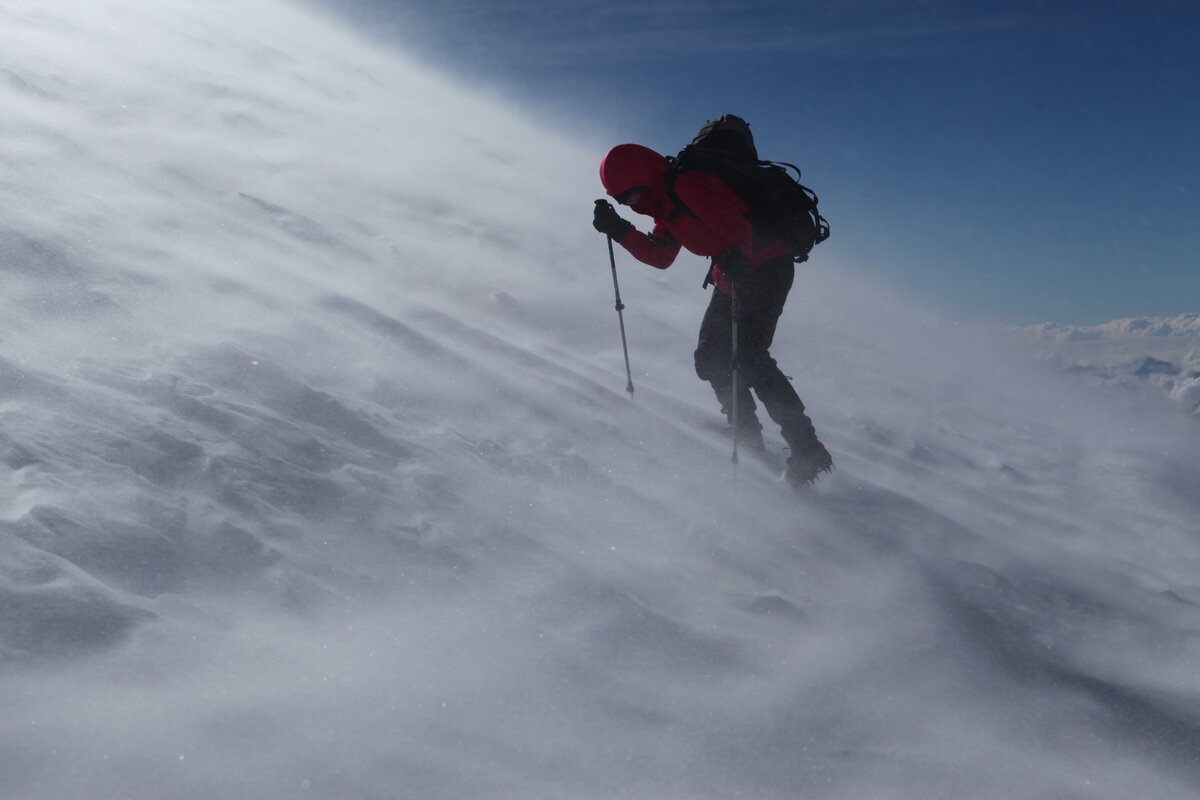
left=3, top=1, right=1200, bottom=799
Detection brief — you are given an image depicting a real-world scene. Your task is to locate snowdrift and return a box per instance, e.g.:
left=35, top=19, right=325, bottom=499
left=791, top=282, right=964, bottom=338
left=3, top=1, right=1199, bottom=798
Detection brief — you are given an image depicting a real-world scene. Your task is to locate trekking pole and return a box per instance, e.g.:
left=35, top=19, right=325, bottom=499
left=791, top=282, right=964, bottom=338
left=604, top=228, right=635, bottom=397
left=730, top=284, right=740, bottom=476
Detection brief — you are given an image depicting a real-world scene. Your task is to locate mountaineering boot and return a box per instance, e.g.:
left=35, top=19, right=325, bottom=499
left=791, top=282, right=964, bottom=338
left=783, top=440, right=834, bottom=487
left=715, top=384, right=767, bottom=454
left=726, top=414, right=767, bottom=454
left=777, top=403, right=833, bottom=487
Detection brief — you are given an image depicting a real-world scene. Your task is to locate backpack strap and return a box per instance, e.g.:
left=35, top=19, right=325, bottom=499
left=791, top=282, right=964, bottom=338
left=665, top=164, right=719, bottom=290
left=663, top=163, right=698, bottom=223
left=766, top=160, right=831, bottom=247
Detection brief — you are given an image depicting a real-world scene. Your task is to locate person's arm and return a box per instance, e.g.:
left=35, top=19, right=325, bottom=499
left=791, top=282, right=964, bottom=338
left=594, top=200, right=680, bottom=269
left=618, top=221, right=681, bottom=269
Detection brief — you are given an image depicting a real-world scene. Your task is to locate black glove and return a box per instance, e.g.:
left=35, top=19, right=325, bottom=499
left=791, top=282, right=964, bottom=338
left=719, top=248, right=750, bottom=284
left=593, top=199, right=632, bottom=241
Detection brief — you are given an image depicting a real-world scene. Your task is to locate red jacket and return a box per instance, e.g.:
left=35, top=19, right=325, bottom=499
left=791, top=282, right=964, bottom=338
left=600, top=144, right=793, bottom=294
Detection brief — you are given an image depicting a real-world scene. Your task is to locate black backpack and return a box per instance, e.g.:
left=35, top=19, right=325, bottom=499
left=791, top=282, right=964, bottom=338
left=668, top=114, right=830, bottom=263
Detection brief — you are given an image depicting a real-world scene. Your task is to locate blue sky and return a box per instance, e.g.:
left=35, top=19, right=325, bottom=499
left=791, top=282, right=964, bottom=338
left=305, top=0, right=1199, bottom=325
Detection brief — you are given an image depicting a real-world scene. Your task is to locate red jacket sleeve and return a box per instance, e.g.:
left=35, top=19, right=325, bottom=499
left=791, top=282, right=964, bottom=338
left=618, top=222, right=681, bottom=269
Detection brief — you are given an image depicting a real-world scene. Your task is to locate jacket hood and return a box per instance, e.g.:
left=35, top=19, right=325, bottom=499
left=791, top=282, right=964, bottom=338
left=600, top=144, right=670, bottom=217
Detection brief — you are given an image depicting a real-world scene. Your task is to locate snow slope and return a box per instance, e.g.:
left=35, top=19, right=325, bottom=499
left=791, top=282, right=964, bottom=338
left=3, top=1, right=1200, bottom=798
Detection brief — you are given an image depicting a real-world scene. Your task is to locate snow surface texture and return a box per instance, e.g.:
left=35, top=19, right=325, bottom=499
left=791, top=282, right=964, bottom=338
left=3, top=1, right=1200, bottom=798
left=1015, top=316, right=1200, bottom=417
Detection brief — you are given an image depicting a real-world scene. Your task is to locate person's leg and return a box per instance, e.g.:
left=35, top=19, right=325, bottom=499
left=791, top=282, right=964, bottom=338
left=735, top=260, right=832, bottom=482
left=694, top=287, right=764, bottom=446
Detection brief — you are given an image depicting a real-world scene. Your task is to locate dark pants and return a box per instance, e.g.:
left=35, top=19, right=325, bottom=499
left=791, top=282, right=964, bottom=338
left=693, top=258, right=819, bottom=452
